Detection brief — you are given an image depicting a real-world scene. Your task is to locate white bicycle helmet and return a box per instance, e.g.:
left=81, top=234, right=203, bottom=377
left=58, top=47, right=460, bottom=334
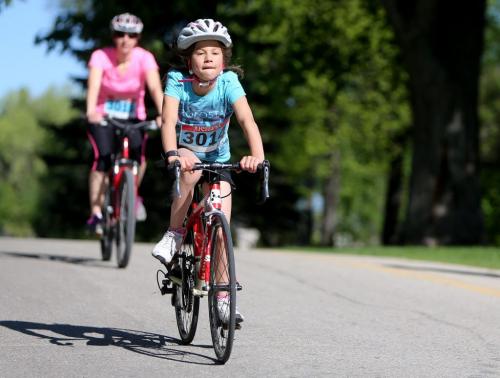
left=177, top=19, right=232, bottom=50
left=110, top=13, right=144, bottom=34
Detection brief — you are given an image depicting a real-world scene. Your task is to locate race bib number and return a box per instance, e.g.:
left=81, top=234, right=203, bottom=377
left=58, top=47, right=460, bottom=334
left=104, top=99, right=136, bottom=120
left=178, top=121, right=228, bottom=153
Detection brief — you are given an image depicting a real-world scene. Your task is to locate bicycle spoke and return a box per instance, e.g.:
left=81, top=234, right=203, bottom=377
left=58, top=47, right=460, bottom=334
left=100, top=189, right=113, bottom=261
left=208, top=214, right=236, bottom=364
left=115, top=170, right=135, bottom=268
left=174, top=227, right=199, bottom=344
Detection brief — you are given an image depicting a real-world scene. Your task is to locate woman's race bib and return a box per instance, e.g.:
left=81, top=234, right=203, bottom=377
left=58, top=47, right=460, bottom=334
left=104, top=99, right=137, bottom=119
left=178, top=120, right=228, bottom=153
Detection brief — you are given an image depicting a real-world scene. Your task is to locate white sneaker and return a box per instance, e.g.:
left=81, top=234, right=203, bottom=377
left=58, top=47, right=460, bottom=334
left=152, top=230, right=183, bottom=264
left=217, top=297, right=244, bottom=325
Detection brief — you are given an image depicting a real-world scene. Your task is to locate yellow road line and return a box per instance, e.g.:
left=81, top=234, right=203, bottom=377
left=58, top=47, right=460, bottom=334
left=340, top=260, right=500, bottom=298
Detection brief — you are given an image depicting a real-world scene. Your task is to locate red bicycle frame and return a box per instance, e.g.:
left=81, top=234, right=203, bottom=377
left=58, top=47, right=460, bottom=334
left=167, top=159, right=269, bottom=295
left=110, top=136, right=139, bottom=222
left=186, top=181, right=223, bottom=295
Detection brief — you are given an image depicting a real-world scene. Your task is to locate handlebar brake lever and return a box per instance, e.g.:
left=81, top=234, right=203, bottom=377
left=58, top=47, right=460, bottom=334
left=257, top=160, right=270, bottom=205
left=145, top=121, right=159, bottom=131
left=167, top=160, right=182, bottom=198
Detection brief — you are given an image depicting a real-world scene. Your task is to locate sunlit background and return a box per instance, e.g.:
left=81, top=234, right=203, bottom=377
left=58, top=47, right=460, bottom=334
left=0, top=0, right=85, bottom=96
left=1, top=0, right=500, bottom=250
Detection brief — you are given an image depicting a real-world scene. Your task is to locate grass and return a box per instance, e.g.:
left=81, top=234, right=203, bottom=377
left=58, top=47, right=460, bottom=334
left=281, top=245, right=500, bottom=270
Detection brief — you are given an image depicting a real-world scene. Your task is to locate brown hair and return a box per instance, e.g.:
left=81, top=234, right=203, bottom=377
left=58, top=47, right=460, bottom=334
left=170, top=41, right=244, bottom=78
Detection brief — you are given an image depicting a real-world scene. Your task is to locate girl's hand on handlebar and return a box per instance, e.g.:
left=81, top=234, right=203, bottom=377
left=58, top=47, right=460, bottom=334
left=169, top=155, right=199, bottom=172
left=240, top=156, right=262, bottom=173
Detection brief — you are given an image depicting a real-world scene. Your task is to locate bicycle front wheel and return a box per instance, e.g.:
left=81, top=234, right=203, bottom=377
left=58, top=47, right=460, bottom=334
left=100, top=188, right=113, bottom=261
left=115, top=169, right=136, bottom=268
left=207, top=213, right=236, bottom=364
left=175, top=227, right=200, bottom=344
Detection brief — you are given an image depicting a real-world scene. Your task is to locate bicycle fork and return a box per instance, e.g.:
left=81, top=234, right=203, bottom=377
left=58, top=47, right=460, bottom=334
left=193, top=182, right=222, bottom=295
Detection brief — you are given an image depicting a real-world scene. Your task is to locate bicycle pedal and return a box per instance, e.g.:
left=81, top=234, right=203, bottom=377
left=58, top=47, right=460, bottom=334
left=168, top=266, right=182, bottom=280
left=160, top=279, right=175, bottom=295
left=160, top=286, right=175, bottom=295
left=220, top=321, right=243, bottom=331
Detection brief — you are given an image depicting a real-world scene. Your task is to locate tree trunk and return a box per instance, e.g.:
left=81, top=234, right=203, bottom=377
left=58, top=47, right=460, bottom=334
left=380, top=0, right=485, bottom=244
left=382, top=133, right=407, bottom=244
left=321, top=152, right=341, bottom=246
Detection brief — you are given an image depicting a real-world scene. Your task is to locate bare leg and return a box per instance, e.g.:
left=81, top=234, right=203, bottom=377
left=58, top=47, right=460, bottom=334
left=137, top=160, right=147, bottom=187
left=89, top=170, right=107, bottom=216
left=168, top=149, right=202, bottom=229
left=211, top=181, right=232, bottom=287
left=220, top=181, right=232, bottom=224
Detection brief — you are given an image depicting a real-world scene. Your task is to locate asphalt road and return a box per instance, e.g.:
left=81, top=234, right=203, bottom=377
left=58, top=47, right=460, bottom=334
left=1, top=237, right=499, bottom=377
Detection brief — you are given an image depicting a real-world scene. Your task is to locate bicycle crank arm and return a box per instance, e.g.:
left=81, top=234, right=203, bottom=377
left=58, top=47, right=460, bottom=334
left=192, top=288, right=208, bottom=297
left=169, top=276, right=182, bottom=286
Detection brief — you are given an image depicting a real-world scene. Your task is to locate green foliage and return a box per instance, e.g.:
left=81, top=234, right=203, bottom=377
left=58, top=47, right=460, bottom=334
left=6, top=0, right=495, bottom=246
left=481, top=171, right=500, bottom=245
left=221, top=0, right=410, bottom=244
left=0, top=88, right=76, bottom=235
left=36, top=0, right=221, bottom=67
left=30, top=0, right=412, bottom=245
left=32, top=0, right=224, bottom=241
left=0, top=0, right=15, bottom=12
left=480, top=0, right=500, bottom=245
left=284, top=245, right=500, bottom=270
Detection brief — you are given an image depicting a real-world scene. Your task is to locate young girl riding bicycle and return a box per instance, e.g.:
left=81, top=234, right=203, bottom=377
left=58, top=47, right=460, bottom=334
left=152, top=19, right=266, bottom=324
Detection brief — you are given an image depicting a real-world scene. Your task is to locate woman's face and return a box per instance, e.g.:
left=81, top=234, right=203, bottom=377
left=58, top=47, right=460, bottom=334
left=113, top=32, right=139, bottom=55
left=190, top=40, right=224, bottom=81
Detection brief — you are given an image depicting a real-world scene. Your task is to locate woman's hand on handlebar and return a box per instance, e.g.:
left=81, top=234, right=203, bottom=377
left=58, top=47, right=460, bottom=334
left=155, top=115, right=162, bottom=128
left=87, top=111, right=103, bottom=124
left=239, top=155, right=263, bottom=173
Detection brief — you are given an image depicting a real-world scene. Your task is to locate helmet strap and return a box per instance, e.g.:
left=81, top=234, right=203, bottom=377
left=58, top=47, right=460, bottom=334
left=178, top=71, right=222, bottom=87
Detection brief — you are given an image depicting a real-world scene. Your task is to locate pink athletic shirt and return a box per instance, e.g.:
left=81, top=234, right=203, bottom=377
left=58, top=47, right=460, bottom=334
left=88, top=46, right=159, bottom=120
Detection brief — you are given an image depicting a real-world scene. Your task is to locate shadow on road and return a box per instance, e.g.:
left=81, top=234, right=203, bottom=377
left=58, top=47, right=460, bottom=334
left=384, top=263, right=500, bottom=279
left=0, top=251, right=112, bottom=268
left=0, top=320, right=216, bottom=365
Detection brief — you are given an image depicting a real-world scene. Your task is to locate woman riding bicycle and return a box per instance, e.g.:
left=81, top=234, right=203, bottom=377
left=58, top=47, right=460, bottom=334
left=152, top=19, right=266, bottom=323
left=86, top=12, right=163, bottom=233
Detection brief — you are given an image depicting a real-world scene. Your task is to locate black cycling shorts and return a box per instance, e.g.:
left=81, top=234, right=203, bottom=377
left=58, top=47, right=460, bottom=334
left=200, top=165, right=234, bottom=186
left=87, top=121, right=147, bottom=172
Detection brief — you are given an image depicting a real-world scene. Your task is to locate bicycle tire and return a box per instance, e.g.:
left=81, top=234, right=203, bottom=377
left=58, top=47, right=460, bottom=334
left=100, top=189, right=113, bottom=261
left=174, top=227, right=200, bottom=344
left=207, top=213, right=236, bottom=364
left=115, top=169, right=135, bottom=268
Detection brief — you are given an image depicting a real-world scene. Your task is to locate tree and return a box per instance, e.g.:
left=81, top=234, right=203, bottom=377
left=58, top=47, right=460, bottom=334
left=34, top=1, right=246, bottom=241
left=223, top=0, right=410, bottom=245
left=35, top=0, right=412, bottom=245
left=381, top=0, right=486, bottom=245
left=479, top=0, right=500, bottom=245
left=0, top=0, right=14, bottom=12
left=0, top=88, right=76, bottom=236
left=38, top=0, right=491, bottom=247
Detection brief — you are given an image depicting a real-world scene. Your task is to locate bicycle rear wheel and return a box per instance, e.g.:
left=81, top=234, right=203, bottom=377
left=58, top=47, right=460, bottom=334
left=115, top=169, right=135, bottom=268
left=174, top=227, right=200, bottom=344
left=207, top=213, right=236, bottom=364
left=100, top=188, right=113, bottom=261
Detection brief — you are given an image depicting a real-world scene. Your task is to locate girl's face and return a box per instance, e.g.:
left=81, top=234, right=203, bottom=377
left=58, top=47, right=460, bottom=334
left=190, top=40, right=224, bottom=81
left=113, top=32, right=139, bottom=56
